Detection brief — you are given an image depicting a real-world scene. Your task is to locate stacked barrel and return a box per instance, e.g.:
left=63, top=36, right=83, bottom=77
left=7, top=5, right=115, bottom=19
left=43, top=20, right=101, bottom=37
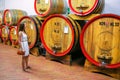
left=34, top=0, right=68, bottom=17
left=9, top=26, right=18, bottom=45
left=17, top=16, right=43, bottom=49
left=34, top=0, right=105, bottom=61
left=0, top=10, right=4, bottom=26
left=40, top=14, right=81, bottom=57
left=35, top=1, right=120, bottom=78
left=34, top=0, right=88, bottom=63
left=3, top=9, right=27, bottom=26
left=0, top=10, right=4, bottom=42
left=0, top=9, right=27, bottom=45
left=16, top=15, right=46, bottom=56
left=68, top=0, right=104, bottom=16
left=80, top=14, right=120, bottom=68
left=0, top=0, right=119, bottom=79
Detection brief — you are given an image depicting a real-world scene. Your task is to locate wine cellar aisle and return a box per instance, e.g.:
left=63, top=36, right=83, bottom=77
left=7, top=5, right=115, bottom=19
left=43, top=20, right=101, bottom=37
left=0, top=43, right=117, bottom=80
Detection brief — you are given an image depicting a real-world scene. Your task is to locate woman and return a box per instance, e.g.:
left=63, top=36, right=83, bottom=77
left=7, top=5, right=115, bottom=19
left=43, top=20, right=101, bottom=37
left=18, top=23, right=30, bottom=71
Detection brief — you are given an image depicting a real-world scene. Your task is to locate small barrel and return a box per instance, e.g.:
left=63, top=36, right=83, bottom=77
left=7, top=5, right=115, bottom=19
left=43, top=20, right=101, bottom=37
left=9, top=26, right=18, bottom=45
left=0, top=10, right=4, bottom=25
left=17, top=16, right=43, bottom=49
left=3, top=9, right=27, bottom=26
left=1, top=25, right=9, bottom=42
left=34, top=0, right=68, bottom=17
left=68, top=0, right=104, bottom=16
left=40, top=14, right=83, bottom=57
left=80, top=14, right=120, bottom=68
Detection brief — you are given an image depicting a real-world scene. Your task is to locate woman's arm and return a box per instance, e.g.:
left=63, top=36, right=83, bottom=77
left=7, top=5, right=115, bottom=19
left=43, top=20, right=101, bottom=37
left=18, top=32, right=22, bottom=49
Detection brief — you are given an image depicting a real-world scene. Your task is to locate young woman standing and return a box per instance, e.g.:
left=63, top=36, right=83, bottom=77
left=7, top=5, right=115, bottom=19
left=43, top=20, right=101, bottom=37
left=18, top=23, right=30, bottom=71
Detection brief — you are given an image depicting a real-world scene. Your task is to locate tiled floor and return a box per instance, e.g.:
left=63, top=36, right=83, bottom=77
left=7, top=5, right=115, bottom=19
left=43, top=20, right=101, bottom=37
left=0, top=43, right=118, bottom=80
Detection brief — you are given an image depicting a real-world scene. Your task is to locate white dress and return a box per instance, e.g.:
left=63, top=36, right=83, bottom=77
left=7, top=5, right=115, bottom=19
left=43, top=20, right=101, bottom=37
left=19, top=31, right=29, bottom=56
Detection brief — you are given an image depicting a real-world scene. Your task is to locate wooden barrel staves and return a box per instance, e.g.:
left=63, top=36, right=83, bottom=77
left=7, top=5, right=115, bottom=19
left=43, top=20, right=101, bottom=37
left=0, top=10, right=4, bottom=25
left=9, top=26, right=18, bottom=45
left=1, top=25, right=9, bottom=43
left=40, top=14, right=83, bottom=57
left=3, top=9, right=27, bottom=26
left=68, top=0, right=104, bottom=16
left=80, top=14, right=120, bottom=68
left=17, top=16, right=42, bottom=49
left=34, top=0, right=68, bottom=17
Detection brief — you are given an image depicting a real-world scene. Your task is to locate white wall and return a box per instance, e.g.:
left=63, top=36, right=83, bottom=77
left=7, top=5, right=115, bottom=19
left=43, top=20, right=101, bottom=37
left=1, top=0, right=120, bottom=16
left=0, top=0, right=5, bottom=10
left=103, top=0, right=120, bottom=15
left=4, top=0, right=37, bottom=15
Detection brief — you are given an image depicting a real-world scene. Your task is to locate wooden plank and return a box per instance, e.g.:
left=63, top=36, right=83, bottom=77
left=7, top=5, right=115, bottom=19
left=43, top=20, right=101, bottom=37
left=30, top=47, right=40, bottom=56
left=46, top=52, right=72, bottom=65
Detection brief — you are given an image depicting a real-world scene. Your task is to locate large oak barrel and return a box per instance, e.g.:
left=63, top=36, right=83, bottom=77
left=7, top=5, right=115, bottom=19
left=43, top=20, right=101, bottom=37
left=17, top=16, right=43, bottom=49
left=1, top=25, right=9, bottom=43
left=68, top=0, right=104, bottom=16
left=34, top=0, right=68, bottom=17
left=0, top=10, right=4, bottom=25
left=3, top=9, right=27, bottom=26
left=9, top=26, right=18, bottom=45
left=80, top=14, right=120, bottom=68
left=40, top=14, right=83, bottom=57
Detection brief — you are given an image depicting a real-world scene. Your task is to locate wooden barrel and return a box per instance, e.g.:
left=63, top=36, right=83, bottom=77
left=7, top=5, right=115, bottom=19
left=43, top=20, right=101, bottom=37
left=17, top=16, right=42, bottom=49
left=9, top=26, right=18, bottom=45
left=0, top=10, right=4, bottom=25
left=40, top=14, right=83, bottom=57
left=80, top=14, right=120, bottom=68
left=3, top=9, right=27, bottom=26
left=34, top=0, right=68, bottom=17
left=1, top=25, right=9, bottom=42
left=68, top=0, right=104, bottom=16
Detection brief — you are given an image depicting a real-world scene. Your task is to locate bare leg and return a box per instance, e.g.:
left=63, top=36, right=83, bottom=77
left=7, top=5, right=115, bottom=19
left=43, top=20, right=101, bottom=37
left=25, top=56, right=28, bottom=68
left=25, top=55, right=30, bottom=69
left=22, top=56, right=26, bottom=71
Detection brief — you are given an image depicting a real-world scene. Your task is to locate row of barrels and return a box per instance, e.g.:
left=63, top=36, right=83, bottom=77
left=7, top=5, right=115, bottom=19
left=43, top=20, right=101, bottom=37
left=34, top=0, right=105, bottom=17
left=40, top=14, right=120, bottom=69
left=0, top=15, right=42, bottom=49
left=34, top=0, right=120, bottom=73
left=0, top=9, right=28, bottom=47
left=0, top=9, right=27, bottom=26
left=0, top=0, right=104, bottom=19
left=0, top=0, right=120, bottom=69
left=0, top=12, right=120, bottom=69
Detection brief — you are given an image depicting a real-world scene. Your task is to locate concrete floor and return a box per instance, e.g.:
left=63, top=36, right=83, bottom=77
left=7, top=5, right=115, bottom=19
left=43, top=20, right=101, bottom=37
left=0, top=43, right=118, bottom=80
